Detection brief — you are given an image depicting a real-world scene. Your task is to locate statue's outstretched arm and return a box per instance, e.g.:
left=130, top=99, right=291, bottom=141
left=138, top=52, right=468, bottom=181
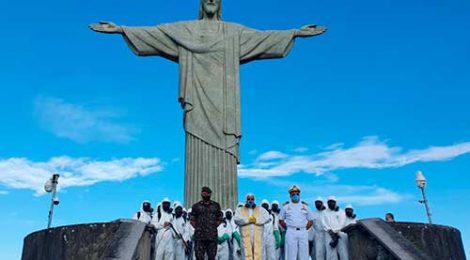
left=89, top=21, right=123, bottom=34
left=294, top=25, right=327, bottom=38
left=89, top=22, right=179, bottom=60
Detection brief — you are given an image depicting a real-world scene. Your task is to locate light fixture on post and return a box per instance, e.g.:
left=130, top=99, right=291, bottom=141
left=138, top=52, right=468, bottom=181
left=44, top=173, right=60, bottom=229
left=416, top=171, right=432, bottom=224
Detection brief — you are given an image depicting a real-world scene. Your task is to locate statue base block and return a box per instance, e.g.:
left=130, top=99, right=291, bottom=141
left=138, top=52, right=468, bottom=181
left=342, top=218, right=466, bottom=260
left=21, top=219, right=154, bottom=260
left=22, top=218, right=466, bottom=260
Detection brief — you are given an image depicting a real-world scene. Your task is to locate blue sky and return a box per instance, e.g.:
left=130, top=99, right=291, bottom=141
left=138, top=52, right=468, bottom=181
left=1, top=0, right=469, bottom=258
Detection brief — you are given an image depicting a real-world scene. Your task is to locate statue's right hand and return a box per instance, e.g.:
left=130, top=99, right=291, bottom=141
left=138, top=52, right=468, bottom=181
left=89, top=21, right=122, bottom=34
left=295, top=24, right=327, bottom=38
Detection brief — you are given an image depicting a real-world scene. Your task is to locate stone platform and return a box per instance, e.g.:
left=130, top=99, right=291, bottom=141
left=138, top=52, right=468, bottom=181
left=21, top=219, right=154, bottom=260
left=22, top=218, right=466, bottom=260
left=343, top=218, right=466, bottom=260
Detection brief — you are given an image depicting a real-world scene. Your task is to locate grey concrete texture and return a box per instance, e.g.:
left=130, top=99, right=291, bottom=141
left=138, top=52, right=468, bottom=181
left=88, top=0, right=327, bottom=210
left=22, top=218, right=466, bottom=260
left=21, top=219, right=154, bottom=260
left=343, top=218, right=466, bottom=260
left=390, top=221, right=467, bottom=260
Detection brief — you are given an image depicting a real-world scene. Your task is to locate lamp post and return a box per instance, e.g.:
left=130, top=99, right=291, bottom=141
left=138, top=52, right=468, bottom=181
left=416, top=171, right=432, bottom=224
left=44, top=174, right=60, bottom=229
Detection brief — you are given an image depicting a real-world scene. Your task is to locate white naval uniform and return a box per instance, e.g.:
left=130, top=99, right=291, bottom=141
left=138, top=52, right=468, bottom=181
left=279, top=201, right=313, bottom=260
left=321, top=208, right=348, bottom=260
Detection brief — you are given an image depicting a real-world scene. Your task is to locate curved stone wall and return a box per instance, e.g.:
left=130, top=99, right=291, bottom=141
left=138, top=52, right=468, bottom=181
left=21, top=219, right=153, bottom=260
left=390, top=222, right=466, bottom=260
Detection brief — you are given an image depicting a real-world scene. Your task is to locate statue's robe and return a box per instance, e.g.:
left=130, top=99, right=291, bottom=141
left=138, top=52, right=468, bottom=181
left=122, top=20, right=296, bottom=208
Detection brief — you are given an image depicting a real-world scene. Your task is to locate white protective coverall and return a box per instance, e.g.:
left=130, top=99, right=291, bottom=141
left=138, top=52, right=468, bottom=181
left=310, top=198, right=326, bottom=260
left=217, top=220, right=232, bottom=259
left=321, top=199, right=348, bottom=260
left=172, top=207, right=191, bottom=260
left=342, top=205, right=357, bottom=227
left=261, top=200, right=278, bottom=260
left=234, top=205, right=270, bottom=260
left=152, top=198, right=175, bottom=260
left=226, top=209, right=242, bottom=260
left=187, top=208, right=196, bottom=260
left=132, top=200, right=153, bottom=224
left=271, top=200, right=284, bottom=260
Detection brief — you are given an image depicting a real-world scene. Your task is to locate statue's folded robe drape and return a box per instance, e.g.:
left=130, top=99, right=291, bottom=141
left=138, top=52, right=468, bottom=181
left=122, top=21, right=295, bottom=161
left=122, top=21, right=295, bottom=208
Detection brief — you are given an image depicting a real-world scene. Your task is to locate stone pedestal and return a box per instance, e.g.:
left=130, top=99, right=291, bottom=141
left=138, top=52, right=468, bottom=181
left=22, top=218, right=466, bottom=260
left=342, top=218, right=466, bottom=260
left=21, top=219, right=154, bottom=260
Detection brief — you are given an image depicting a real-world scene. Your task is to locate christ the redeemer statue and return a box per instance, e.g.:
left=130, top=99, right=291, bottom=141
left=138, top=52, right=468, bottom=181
left=90, top=0, right=326, bottom=209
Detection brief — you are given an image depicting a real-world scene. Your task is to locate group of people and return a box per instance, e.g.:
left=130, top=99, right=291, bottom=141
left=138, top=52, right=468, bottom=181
left=132, top=185, right=357, bottom=260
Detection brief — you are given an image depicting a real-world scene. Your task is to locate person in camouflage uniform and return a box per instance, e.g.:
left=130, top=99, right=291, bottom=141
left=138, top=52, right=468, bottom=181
left=191, top=186, right=222, bottom=260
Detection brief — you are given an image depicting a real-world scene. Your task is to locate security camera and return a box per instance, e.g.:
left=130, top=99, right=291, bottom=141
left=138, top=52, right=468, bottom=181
left=44, top=180, right=53, bottom=193
left=45, top=174, right=61, bottom=229
left=44, top=174, right=60, bottom=193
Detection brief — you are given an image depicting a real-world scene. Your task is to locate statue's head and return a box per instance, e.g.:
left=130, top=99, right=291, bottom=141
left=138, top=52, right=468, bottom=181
left=198, top=0, right=222, bottom=20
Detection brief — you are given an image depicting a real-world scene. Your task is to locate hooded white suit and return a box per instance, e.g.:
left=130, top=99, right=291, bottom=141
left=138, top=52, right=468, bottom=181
left=152, top=199, right=175, bottom=260
left=217, top=220, right=232, bottom=259
left=261, top=200, right=278, bottom=260
left=172, top=204, right=191, bottom=260
left=342, top=205, right=357, bottom=227
left=271, top=201, right=284, bottom=260
left=310, top=205, right=326, bottom=260
left=321, top=198, right=348, bottom=260
left=226, top=209, right=242, bottom=260
left=132, top=200, right=153, bottom=224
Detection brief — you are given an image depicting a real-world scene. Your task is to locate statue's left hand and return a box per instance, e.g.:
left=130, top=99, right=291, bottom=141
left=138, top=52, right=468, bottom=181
left=89, top=21, right=123, bottom=34
left=295, top=24, right=327, bottom=38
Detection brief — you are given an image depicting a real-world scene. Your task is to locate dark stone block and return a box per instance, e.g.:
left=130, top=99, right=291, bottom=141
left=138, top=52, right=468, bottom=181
left=23, top=218, right=466, bottom=260
left=21, top=219, right=154, bottom=260
left=390, top=222, right=466, bottom=260
left=343, top=218, right=467, bottom=260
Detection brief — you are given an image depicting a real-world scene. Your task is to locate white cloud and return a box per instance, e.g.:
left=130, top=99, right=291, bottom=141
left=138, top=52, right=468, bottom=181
left=262, top=179, right=408, bottom=206
left=0, top=156, right=163, bottom=195
left=312, top=186, right=408, bottom=206
left=256, top=151, right=289, bottom=161
left=324, top=143, right=344, bottom=150
left=34, top=96, right=138, bottom=144
left=336, top=187, right=406, bottom=206
left=239, top=136, right=470, bottom=178
left=293, top=147, right=309, bottom=153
